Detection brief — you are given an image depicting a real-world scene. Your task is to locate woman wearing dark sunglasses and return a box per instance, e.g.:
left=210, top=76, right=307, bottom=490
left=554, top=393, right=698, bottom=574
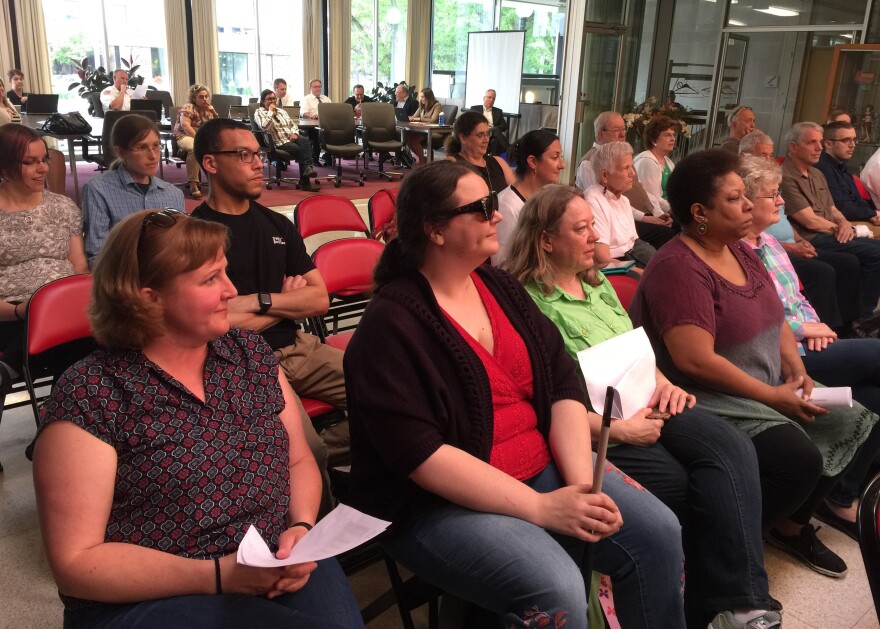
left=345, top=161, right=685, bottom=628
left=32, top=209, right=362, bottom=628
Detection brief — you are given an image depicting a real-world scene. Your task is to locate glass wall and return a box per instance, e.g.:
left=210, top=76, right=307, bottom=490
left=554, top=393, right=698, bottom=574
left=351, top=0, right=409, bottom=95
left=43, top=0, right=168, bottom=111
left=216, top=0, right=304, bottom=98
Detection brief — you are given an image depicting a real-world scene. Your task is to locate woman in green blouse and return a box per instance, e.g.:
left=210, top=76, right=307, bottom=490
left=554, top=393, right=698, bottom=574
left=503, top=184, right=780, bottom=629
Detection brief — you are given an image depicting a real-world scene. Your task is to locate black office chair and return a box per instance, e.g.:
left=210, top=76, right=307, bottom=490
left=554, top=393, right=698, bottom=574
left=247, top=102, right=313, bottom=190
left=211, top=94, right=242, bottom=118
left=82, top=110, right=157, bottom=171
left=318, top=102, right=364, bottom=188
left=360, top=103, right=403, bottom=181
left=431, top=104, right=459, bottom=156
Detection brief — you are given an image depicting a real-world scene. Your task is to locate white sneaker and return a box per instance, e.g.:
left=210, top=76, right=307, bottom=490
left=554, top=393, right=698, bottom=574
left=709, top=610, right=782, bottom=629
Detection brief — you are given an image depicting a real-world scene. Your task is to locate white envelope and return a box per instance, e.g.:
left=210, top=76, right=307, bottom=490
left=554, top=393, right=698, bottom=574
left=577, top=327, right=656, bottom=420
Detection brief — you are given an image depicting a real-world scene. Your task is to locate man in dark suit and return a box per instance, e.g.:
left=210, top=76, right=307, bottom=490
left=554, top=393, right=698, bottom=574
left=394, top=83, right=418, bottom=116
left=471, top=89, right=509, bottom=155
left=344, top=84, right=374, bottom=112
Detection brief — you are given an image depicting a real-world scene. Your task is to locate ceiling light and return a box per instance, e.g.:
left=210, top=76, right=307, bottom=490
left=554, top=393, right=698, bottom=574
left=755, top=6, right=799, bottom=16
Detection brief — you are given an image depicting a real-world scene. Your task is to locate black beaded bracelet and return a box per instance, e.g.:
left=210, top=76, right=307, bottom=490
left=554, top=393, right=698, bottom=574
left=213, top=557, right=222, bottom=594
left=289, top=521, right=313, bottom=531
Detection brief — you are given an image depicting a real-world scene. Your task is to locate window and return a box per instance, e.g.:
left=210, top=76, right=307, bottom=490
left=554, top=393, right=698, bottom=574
left=43, top=0, right=168, bottom=111
left=350, top=0, right=408, bottom=94
left=499, top=1, right=565, bottom=76
left=432, top=0, right=494, bottom=74
left=216, top=0, right=304, bottom=98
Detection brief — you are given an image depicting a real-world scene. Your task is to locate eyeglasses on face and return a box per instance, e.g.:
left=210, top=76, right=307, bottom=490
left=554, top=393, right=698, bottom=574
left=470, top=131, right=490, bottom=140
left=19, top=156, right=52, bottom=167
left=129, top=142, right=163, bottom=154
left=445, top=193, right=499, bottom=221
left=827, top=137, right=858, bottom=146
left=602, top=127, right=627, bottom=135
left=208, top=148, right=267, bottom=164
left=754, top=189, right=782, bottom=199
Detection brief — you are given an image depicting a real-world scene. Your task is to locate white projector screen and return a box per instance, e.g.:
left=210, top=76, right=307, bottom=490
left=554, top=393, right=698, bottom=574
left=465, top=31, right=525, bottom=116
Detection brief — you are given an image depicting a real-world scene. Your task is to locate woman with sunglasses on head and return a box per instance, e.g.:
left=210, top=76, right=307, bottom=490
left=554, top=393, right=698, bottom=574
left=82, top=114, right=184, bottom=267
left=445, top=110, right=514, bottom=194
left=174, top=84, right=218, bottom=198
left=32, top=209, right=363, bottom=629
left=0, top=124, right=88, bottom=417
left=346, top=160, right=685, bottom=628
left=491, top=129, right=563, bottom=266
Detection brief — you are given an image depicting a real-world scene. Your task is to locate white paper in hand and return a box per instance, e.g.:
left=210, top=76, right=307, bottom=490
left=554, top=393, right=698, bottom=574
left=236, top=504, right=390, bottom=567
left=577, top=327, right=656, bottom=420
left=796, top=386, right=853, bottom=408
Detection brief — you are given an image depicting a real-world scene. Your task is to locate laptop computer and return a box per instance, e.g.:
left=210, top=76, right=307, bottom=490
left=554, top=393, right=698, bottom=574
left=394, top=108, right=410, bottom=122
left=24, top=93, right=59, bottom=114
left=131, top=99, right=163, bottom=121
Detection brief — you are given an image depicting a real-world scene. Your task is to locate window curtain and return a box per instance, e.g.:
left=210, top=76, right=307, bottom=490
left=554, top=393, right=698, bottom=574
left=327, top=0, right=350, bottom=102
left=302, top=0, right=322, bottom=95
left=191, top=0, right=221, bottom=94
left=405, top=0, right=430, bottom=90
left=164, top=0, right=189, bottom=106
left=0, top=1, right=13, bottom=78
left=12, top=0, right=52, bottom=93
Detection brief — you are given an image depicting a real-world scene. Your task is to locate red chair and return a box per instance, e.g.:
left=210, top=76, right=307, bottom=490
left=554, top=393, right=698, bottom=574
left=606, top=275, right=639, bottom=310
left=854, top=174, right=874, bottom=203
left=22, top=274, right=95, bottom=425
left=368, top=188, right=397, bottom=240
left=858, top=472, right=880, bottom=622
left=293, top=195, right=369, bottom=240
left=309, top=238, right=384, bottom=351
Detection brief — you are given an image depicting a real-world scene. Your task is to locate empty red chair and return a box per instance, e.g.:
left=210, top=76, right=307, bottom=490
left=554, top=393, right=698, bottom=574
left=294, top=195, right=369, bottom=239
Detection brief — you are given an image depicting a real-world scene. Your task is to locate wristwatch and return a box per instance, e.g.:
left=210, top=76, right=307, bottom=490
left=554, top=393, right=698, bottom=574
left=257, top=292, right=272, bottom=315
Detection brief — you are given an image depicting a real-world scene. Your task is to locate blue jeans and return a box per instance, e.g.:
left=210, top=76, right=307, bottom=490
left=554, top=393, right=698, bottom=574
left=608, top=406, right=768, bottom=626
left=384, top=462, right=684, bottom=629
left=803, top=338, right=880, bottom=505
left=62, top=559, right=362, bottom=629
left=810, top=234, right=880, bottom=318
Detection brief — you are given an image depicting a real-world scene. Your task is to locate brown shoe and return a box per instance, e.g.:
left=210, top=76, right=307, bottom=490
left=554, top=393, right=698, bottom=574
left=189, top=183, right=202, bottom=199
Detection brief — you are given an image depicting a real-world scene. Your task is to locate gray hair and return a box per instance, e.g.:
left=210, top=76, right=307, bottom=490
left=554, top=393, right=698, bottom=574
left=784, top=121, right=823, bottom=148
left=738, top=130, right=773, bottom=155
left=592, top=141, right=633, bottom=180
left=593, top=111, right=623, bottom=136
left=739, top=155, right=782, bottom=199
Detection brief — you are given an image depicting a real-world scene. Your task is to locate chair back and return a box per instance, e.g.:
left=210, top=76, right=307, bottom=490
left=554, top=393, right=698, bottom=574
left=283, top=105, right=301, bottom=119
left=88, top=92, right=105, bottom=118
left=101, top=110, right=157, bottom=164
left=145, top=89, right=175, bottom=120
left=368, top=188, right=397, bottom=233
left=360, top=103, right=397, bottom=142
left=131, top=99, right=163, bottom=120
left=606, top=275, right=639, bottom=310
left=294, top=195, right=368, bottom=239
left=319, top=102, right=357, bottom=145
left=441, top=104, right=459, bottom=125
left=247, top=102, right=261, bottom=132
left=859, top=472, right=880, bottom=621
left=211, top=94, right=242, bottom=118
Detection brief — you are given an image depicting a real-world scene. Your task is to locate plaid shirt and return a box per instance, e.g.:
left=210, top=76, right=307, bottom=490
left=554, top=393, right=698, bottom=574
left=253, top=106, right=299, bottom=145
left=747, top=232, right=819, bottom=354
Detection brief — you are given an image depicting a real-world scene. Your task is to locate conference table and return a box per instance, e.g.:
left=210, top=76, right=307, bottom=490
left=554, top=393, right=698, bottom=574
left=395, top=121, right=453, bottom=163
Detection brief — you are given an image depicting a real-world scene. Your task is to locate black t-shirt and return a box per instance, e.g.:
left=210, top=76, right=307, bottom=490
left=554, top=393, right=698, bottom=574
left=7, top=90, right=24, bottom=106
left=191, top=200, right=315, bottom=350
left=344, top=95, right=374, bottom=108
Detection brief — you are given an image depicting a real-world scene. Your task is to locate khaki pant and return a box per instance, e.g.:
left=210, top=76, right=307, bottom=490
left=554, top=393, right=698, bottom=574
left=175, top=135, right=200, bottom=185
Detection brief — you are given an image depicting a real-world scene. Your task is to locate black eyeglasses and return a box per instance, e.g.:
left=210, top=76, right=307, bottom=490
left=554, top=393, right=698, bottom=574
left=827, top=137, right=858, bottom=146
left=444, top=193, right=499, bottom=221
left=138, top=208, right=186, bottom=257
left=208, top=148, right=267, bottom=164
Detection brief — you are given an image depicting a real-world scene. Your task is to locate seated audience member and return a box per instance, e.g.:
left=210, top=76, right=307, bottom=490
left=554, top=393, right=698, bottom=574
left=781, top=122, right=880, bottom=323
left=584, top=141, right=656, bottom=269
left=504, top=184, right=777, bottom=629
left=405, top=87, right=442, bottom=166
left=0, top=125, right=89, bottom=414
left=444, top=110, right=514, bottom=194
left=344, top=84, right=373, bottom=112
left=100, top=69, right=139, bottom=112
left=470, top=89, right=509, bottom=155
left=740, top=130, right=862, bottom=333
left=82, top=114, right=184, bottom=266
left=173, top=83, right=218, bottom=199
left=393, top=83, right=418, bottom=116
left=301, top=79, right=331, bottom=165
left=719, top=104, right=756, bottom=154
left=633, top=115, right=677, bottom=212
left=274, top=77, right=295, bottom=106
left=575, top=112, right=674, bottom=250
left=345, top=160, right=685, bottom=629
left=253, top=89, right=319, bottom=191
left=191, top=119, right=348, bottom=511
left=631, top=148, right=879, bottom=578
left=826, top=109, right=852, bottom=125
left=493, top=130, right=564, bottom=266
left=6, top=68, right=27, bottom=107
left=0, top=79, right=16, bottom=124
left=741, top=155, right=880, bottom=542
left=33, top=209, right=363, bottom=629
left=815, top=121, right=880, bottom=237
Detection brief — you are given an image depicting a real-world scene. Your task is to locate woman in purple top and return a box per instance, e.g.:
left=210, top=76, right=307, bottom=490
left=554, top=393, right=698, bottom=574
left=630, top=149, right=877, bottom=581
left=32, top=210, right=361, bottom=628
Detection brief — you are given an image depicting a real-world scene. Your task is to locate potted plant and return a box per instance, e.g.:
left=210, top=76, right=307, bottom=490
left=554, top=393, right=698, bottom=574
left=68, top=55, right=151, bottom=116
left=370, top=81, right=415, bottom=104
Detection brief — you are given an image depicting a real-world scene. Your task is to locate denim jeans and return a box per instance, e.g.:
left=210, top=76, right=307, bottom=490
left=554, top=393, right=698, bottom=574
left=62, top=559, right=362, bottom=629
left=608, top=406, right=769, bottom=626
left=384, top=461, right=685, bottom=629
left=810, top=233, right=880, bottom=318
left=803, top=338, right=880, bottom=506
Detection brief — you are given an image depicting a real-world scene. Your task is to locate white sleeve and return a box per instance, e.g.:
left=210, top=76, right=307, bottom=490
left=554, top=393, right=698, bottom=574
left=574, top=160, right=596, bottom=190
left=861, top=162, right=880, bottom=208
